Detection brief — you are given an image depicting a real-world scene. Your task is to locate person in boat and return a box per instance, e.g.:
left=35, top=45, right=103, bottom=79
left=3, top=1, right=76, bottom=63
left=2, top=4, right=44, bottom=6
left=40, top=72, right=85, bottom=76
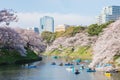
left=75, top=69, right=80, bottom=74
left=81, top=66, right=84, bottom=69
left=68, top=62, right=71, bottom=65
left=76, top=62, right=79, bottom=65
left=106, top=71, right=110, bottom=73
left=110, top=69, right=119, bottom=73
left=59, top=63, right=63, bottom=66
left=66, top=62, right=72, bottom=65
left=92, top=67, right=95, bottom=71
left=88, top=67, right=95, bottom=71
left=51, top=62, right=56, bottom=65
left=88, top=68, right=91, bottom=70
left=70, top=66, right=74, bottom=68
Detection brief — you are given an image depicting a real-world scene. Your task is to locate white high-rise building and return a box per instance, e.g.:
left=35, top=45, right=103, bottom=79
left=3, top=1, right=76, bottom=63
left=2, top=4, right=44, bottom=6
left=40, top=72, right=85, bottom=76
left=97, top=6, right=120, bottom=24
left=40, top=16, right=54, bottom=33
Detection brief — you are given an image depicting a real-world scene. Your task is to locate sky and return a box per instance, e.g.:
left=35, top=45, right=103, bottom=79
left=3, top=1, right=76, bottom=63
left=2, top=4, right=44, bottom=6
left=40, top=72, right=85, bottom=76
left=0, top=0, right=120, bottom=28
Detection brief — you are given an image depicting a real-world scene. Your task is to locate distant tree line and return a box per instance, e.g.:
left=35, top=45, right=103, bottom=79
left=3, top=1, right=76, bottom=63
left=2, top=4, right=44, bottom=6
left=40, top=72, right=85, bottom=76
left=41, top=21, right=114, bottom=44
left=87, top=21, right=114, bottom=36
left=41, top=26, right=86, bottom=44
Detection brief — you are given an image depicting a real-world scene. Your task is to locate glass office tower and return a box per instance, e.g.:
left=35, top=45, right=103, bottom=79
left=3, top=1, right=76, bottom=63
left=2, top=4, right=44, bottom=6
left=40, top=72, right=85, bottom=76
left=40, top=16, right=54, bottom=33
left=97, top=6, right=120, bottom=24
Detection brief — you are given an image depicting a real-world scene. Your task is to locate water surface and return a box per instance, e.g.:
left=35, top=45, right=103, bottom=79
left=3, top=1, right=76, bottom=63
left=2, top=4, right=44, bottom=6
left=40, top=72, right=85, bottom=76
left=0, top=57, right=119, bottom=80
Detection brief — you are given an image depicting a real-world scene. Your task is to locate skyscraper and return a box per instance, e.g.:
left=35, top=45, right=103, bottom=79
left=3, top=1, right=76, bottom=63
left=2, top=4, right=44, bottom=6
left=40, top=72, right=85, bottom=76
left=40, top=16, right=54, bottom=33
left=97, top=6, right=120, bottom=24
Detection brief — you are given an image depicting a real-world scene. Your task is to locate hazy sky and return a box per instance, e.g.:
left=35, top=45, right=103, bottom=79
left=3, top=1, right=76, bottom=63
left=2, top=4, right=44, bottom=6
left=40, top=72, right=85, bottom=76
left=0, top=0, right=120, bottom=28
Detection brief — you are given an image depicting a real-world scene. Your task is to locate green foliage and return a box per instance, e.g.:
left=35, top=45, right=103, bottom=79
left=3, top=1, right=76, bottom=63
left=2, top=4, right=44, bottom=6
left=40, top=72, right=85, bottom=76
left=0, top=49, right=22, bottom=64
left=114, top=55, right=120, bottom=61
left=105, top=20, right=115, bottom=25
left=63, top=27, right=75, bottom=37
left=25, top=48, right=39, bottom=59
left=87, top=21, right=114, bottom=36
left=87, top=24, right=100, bottom=36
left=44, top=46, right=92, bottom=60
left=41, top=31, right=55, bottom=43
left=113, top=56, right=120, bottom=67
left=63, top=26, right=85, bottom=37
left=41, top=26, right=86, bottom=44
left=54, top=26, right=86, bottom=38
left=69, top=46, right=92, bottom=59
left=54, top=31, right=64, bottom=38
left=0, top=48, right=39, bottom=64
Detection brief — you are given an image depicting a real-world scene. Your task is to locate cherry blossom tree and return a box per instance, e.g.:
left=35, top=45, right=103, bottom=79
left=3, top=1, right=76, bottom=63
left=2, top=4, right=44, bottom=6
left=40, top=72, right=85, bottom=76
left=0, top=27, right=26, bottom=56
left=0, top=9, right=46, bottom=56
left=15, top=28, right=46, bottom=54
left=89, top=20, right=120, bottom=70
left=0, top=9, right=18, bottom=25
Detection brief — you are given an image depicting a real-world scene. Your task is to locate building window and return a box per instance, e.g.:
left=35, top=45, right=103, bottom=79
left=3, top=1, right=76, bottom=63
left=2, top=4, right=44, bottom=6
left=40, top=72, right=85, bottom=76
left=41, top=25, right=44, bottom=29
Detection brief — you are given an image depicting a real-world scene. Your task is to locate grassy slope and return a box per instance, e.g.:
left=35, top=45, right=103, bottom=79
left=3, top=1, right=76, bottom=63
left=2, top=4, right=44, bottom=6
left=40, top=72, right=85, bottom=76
left=69, top=46, right=92, bottom=59
left=44, top=46, right=92, bottom=60
left=0, top=48, right=39, bottom=64
left=113, top=55, right=120, bottom=67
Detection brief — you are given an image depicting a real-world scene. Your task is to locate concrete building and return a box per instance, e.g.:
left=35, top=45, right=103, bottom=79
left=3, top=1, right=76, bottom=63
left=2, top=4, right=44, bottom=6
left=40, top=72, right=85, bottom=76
left=27, top=27, right=39, bottom=34
left=55, top=24, right=69, bottom=32
left=33, top=27, right=39, bottom=33
left=97, top=6, right=120, bottom=24
left=40, top=16, right=54, bottom=33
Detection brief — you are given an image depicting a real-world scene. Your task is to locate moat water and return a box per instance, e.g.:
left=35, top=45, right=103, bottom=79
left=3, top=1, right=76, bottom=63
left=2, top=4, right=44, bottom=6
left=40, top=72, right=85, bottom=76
left=0, top=57, right=119, bottom=80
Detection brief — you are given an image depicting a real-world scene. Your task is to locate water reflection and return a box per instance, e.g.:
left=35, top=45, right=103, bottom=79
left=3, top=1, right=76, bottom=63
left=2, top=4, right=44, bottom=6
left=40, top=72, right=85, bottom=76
left=0, top=57, right=119, bottom=80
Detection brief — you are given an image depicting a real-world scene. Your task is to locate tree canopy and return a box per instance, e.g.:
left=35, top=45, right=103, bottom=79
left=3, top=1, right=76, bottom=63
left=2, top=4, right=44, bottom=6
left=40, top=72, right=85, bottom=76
left=87, top=21, right=114, bottom=36
left=0, top=9, right=18, bottom=25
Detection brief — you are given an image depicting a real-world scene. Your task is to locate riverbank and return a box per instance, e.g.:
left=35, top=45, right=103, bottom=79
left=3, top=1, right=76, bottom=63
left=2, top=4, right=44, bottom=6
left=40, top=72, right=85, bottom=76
left=0, top=48, right=42, bottom=65
left=44, top=46, right=92, bottom=60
